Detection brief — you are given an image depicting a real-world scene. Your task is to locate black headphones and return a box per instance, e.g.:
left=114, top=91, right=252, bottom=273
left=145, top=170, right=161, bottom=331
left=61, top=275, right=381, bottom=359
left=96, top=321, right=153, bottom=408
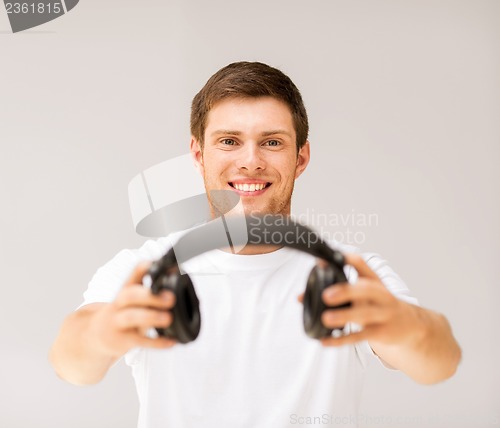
left=144, top=215, right=351, bottom=343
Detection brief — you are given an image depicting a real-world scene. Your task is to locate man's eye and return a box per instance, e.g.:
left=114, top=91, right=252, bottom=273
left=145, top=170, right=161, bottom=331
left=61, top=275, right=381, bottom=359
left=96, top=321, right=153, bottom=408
left=221, top=139, right=237, bottom=146
left=265, top=140, right=281, bottom=147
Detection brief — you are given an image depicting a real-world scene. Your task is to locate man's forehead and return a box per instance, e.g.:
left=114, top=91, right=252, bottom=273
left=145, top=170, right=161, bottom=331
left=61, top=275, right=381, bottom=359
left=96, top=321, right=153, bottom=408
left=204, top=97, right=295, bottom=136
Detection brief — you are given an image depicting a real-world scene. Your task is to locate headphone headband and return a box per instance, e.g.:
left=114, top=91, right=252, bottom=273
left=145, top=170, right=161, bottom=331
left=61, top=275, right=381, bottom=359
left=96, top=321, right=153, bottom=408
left=158, top=215, right=344, bottom=271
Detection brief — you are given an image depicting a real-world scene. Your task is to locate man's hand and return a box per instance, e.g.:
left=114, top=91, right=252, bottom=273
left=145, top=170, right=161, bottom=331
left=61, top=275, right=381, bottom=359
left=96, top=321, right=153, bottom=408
left=88, top=262, right=178, bottom=358
left=50, top=262, right=177, bottom=385
left=297, top=253, right=461, bottom=384
left=319, top=254, right=422, bottom=348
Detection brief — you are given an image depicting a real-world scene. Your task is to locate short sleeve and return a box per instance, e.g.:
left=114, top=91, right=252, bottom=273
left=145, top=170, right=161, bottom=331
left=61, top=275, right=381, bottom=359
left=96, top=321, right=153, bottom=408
left=78, top=237, right=172, bottom=309
left=78, top=249, right=142, bottom=308
left=362, top=252, right=419, bottom=306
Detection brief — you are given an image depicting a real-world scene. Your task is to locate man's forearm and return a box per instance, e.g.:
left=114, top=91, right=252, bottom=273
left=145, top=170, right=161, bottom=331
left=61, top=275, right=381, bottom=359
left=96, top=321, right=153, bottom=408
left=49, top=304, right=117, bottom=386
left=370, top=303, right=462, bottom=384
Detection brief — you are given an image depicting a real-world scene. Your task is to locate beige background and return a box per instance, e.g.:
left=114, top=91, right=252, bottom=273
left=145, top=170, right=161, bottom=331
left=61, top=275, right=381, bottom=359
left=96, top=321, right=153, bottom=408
left=0, top=1, right=498, bottom=427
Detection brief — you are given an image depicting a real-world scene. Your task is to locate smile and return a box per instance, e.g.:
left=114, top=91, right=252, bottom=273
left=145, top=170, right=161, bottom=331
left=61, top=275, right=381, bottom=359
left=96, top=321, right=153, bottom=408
left=229, top=182, right=271, bottom=194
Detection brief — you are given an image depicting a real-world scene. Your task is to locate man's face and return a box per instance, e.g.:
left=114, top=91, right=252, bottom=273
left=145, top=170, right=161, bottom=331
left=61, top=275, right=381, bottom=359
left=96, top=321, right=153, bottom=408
left=190, top=96, right=310, bottom=217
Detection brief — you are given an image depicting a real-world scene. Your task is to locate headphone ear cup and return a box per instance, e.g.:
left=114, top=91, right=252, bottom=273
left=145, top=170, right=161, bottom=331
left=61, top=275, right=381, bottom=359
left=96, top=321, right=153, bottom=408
left=303, top=264, right=334, bottom=339
left=152, top=270, right=201, bottom=344
left=170, top=274, right=201, bottom=344
left=303, top=263, right=349, bottom=339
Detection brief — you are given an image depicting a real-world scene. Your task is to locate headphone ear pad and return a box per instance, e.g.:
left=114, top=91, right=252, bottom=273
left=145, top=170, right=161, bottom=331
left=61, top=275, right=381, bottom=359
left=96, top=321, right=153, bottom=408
left=171, top=273, right=201, bottom=344
left=153, top=271, right=201, bottom=344
left=303, top=264, right=335, bottom=338
left=303, top=263, right=348, bottom=339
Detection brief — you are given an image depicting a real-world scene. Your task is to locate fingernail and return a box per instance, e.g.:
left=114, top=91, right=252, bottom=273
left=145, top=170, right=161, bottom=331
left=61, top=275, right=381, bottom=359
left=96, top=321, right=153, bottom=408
left=161, top=291, right=174, bottom=303
left=321, top=312, right=329, bottom=324
left=323, top=288, right=336, bottom=300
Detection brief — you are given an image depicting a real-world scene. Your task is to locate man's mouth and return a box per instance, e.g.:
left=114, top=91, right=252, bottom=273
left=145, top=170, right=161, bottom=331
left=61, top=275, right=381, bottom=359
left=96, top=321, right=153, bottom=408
left=228, top=181, right=271, bottom=195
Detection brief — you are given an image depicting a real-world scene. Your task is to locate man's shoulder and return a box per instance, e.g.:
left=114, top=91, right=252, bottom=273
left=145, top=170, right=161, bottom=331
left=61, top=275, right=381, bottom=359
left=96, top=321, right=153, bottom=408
left=135, top=235, right=173, bottom=259
left=98, top=235, right=174, bottom=274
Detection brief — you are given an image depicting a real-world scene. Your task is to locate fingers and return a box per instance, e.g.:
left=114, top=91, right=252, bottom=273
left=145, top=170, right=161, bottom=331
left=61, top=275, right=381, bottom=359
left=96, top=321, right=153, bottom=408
left=114, top=307, right=174, bottom=330
left=119, top=329, right=177, bottom=351
left=320, top=328, right=373, bottom=347
left=92, top=263, right=181, bottom=356
left=321, top=304, right=388, bottom=328
left=320, top=277, right=396, bottom=329
left=132, top=335, right=177, bottom=350
left=115, top=286, right=176, bottom=310
left=322, top=279, right=389, bottom=307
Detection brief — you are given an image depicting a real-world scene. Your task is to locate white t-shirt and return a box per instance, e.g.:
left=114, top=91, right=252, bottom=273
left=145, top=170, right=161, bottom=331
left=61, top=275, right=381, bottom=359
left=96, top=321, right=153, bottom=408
left=81, top=235, right=418, bottom=428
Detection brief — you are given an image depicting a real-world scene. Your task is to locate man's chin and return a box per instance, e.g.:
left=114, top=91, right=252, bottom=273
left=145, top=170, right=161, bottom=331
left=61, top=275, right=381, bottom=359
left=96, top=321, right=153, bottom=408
left=240, top=204, right=290, bottom=218
left=207, top=193, right=291, bottom=218
left=217, top=205, right=269, bottom=218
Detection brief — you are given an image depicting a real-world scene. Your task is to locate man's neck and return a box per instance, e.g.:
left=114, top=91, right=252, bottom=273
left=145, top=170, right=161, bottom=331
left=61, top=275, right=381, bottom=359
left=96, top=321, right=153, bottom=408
left=213, top=209, right=290, bottom=255
left=221, top=244, right=283, bottom=256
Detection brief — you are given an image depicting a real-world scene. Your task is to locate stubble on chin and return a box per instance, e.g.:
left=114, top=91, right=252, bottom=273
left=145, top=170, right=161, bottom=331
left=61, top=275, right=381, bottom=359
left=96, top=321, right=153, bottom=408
left=203, top=173, right=296, bottom=219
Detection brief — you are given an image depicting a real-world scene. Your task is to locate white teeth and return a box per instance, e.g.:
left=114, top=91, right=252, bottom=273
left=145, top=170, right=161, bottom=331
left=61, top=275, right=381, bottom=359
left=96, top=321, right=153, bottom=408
left=233, top=183, right=266, bottom=192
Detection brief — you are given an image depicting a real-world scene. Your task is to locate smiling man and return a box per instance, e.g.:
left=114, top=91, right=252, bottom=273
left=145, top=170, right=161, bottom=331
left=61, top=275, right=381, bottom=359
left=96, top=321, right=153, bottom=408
left=50, top=62, right=461, bottom=428
left=189, top=63, right=311, bottom=221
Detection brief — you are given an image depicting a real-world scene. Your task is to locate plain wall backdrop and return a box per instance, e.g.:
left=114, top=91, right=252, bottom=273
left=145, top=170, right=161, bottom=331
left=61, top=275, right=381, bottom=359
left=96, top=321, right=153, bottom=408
left=0, top=1, right=498, bottom=427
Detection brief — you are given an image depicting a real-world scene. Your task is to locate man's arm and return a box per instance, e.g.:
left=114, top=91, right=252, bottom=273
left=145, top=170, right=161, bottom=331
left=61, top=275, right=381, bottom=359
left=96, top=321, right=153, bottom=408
left=49, top=263, right=176, bottom=386
left=368, top=303, right=460, bottom=384
left=302, top=254, right=462, bottom=384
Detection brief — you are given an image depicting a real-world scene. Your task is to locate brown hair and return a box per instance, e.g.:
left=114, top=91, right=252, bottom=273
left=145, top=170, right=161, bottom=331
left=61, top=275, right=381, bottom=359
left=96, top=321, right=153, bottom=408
left=190, top=62, right=309, bottom=152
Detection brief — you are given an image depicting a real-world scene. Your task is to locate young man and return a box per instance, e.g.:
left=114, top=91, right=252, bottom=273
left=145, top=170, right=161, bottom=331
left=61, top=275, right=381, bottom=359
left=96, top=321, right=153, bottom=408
left=50, top=62, right=461, bottom=427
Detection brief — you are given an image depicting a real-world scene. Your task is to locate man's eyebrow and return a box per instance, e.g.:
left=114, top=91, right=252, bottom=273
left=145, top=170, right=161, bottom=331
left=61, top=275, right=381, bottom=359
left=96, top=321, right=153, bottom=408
left=260, top=130, right=292, bottom=137
left=210, top=130, right=242, bottom=136
left=210, top=130, right=292, bottom=137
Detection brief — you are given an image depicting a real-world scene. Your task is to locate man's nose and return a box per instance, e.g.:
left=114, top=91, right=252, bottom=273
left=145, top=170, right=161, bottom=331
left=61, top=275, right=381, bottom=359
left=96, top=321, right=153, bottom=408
left=236, top=144, right=266, bottom=171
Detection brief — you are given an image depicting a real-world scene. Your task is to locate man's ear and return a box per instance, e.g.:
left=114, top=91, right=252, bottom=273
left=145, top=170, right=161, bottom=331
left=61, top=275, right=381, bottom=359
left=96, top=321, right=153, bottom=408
left=295, top=140, right=311, bottom=179
left=190, top=137, right=204, bottom=176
